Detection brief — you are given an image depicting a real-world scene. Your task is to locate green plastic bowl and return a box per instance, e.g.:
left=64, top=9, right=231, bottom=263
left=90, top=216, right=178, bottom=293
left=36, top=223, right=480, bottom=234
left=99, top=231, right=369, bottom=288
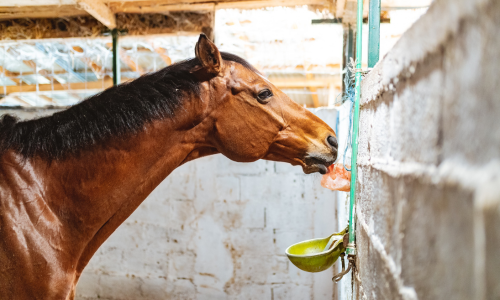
left=285, top=230, right=347, bottom=273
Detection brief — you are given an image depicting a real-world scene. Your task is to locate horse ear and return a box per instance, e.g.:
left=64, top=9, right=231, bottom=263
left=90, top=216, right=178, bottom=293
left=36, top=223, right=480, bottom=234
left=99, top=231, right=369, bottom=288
left=192, top=33, right=222, bottom=75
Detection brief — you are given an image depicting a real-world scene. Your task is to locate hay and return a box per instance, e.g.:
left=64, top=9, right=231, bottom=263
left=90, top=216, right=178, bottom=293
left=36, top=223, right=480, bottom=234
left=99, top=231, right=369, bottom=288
left=0, top=12, right=213, bottom=40
left=116, top=12, right=213, bottom=36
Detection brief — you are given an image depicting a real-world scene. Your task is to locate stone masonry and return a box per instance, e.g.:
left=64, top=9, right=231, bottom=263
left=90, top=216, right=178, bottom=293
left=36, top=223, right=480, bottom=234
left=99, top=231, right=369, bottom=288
left=339, top=0, right=500, bottom=299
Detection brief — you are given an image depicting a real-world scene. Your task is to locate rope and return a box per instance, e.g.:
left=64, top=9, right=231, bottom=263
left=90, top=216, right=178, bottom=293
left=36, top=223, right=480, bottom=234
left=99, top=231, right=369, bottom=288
left=340, top=58, right=366, bottom=172
left=332, top=255, right=356, bottom=282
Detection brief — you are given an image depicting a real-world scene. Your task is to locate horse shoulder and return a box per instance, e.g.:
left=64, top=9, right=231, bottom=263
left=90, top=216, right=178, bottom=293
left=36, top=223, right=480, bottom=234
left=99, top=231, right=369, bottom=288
left=0, top=152, right=74, bottom=299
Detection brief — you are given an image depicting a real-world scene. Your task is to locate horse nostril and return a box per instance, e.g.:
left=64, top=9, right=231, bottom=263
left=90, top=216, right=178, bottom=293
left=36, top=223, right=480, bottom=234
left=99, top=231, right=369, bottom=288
left=327, top=136, right=338, bottom=149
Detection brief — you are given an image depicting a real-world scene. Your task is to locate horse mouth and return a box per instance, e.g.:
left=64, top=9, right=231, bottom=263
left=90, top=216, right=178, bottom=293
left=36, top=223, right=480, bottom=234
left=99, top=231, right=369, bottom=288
left=302, top=155, right=335, bottom=175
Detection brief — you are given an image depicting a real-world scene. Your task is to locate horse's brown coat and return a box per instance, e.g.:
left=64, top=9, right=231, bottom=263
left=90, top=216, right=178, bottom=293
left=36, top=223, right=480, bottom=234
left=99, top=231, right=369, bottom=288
left=0, top=35, right=337, bottom=299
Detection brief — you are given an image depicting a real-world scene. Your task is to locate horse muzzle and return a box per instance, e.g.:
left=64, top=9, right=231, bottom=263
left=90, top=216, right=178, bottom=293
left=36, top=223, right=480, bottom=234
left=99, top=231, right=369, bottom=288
left=302, top=153, right=336, bottom=174
left=301, top=134, right=338, bottom=174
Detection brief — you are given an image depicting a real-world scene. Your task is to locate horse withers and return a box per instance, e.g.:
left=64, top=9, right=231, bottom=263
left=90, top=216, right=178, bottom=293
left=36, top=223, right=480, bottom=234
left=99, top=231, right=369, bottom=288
left=0, top=34, right=337, bottom=299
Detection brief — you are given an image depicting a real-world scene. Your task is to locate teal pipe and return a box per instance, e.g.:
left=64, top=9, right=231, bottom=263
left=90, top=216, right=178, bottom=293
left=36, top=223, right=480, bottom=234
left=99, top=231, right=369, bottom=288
left=368, top=0, right=381, bottom=68
left=346, top=0, right=364, bottom=257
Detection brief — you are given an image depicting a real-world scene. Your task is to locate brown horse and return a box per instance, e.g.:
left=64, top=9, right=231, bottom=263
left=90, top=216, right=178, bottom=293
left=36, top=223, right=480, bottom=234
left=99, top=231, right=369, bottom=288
left=0, top=34, right=337, bottom=299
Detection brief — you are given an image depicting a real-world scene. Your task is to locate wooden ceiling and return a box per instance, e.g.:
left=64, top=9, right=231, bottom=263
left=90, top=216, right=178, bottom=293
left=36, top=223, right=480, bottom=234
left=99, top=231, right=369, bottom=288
left=0, top=0, right=432, bottom=29
left=0, top=0, right=331, bottom=28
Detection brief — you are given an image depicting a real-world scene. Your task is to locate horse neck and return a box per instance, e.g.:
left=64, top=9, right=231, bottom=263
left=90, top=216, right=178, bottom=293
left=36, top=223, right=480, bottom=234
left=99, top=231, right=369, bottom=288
left=42, top=96, right=214, bottom=247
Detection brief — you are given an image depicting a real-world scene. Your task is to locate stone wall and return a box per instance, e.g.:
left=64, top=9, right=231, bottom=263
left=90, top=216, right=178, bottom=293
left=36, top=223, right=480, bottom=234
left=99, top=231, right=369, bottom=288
left=344, top=0, right=500, bottom=299
left=0, top=108, right=340, bottom=300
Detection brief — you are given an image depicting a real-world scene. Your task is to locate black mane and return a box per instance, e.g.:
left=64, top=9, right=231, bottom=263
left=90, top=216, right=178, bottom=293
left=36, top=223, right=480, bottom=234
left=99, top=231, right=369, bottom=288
left=0, top=52, right=256, bottom=160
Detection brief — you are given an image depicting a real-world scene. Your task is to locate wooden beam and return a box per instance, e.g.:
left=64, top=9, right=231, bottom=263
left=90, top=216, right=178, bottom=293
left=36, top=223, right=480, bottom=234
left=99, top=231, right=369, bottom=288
left=217, top=0, right=328, bottom=10
left=108, top=2, right=215, bottom=13
left=336, top=0, right=347, bottom=18
left=108, top=0, right=326, bottom=13
left=0, top=95, right=32, bottom=106
left=2, top=79, right=115, bottom=94
left=270, top=77, right=340, bottom=89
left=119, top=50, right=144, bottom=75
left=1, top=0, right=332, bottom=20
left=72, top=46, right=104, bottom=79
left=20, top=60, right=68, bottom=85
left=76, top=0, right=116, bottom=29
left=0, top=66, right=20, bottom=85
left=1, top=77, right=339, bottom=95
left=39, top=95, right=58, bottom=104
left=380, top=0, right=432, bottom=9
left=0, top=5, right=87, bottom=20
left=306, top=73, right=320, bottom=108
left=342, top=0, right=358, bottom=24
left=1, top=13, right=210, bottom=40
left=152, top=46, right=172, bottom=66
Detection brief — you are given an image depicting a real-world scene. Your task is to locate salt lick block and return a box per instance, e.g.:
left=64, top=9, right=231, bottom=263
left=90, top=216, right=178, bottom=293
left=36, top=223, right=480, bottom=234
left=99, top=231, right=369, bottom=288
left=321, top=163, right=351, bottom=192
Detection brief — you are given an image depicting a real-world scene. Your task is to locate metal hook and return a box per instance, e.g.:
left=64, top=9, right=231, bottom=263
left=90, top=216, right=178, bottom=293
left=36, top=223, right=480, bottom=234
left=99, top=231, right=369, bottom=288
left=332, top=254, right=354, bottom=282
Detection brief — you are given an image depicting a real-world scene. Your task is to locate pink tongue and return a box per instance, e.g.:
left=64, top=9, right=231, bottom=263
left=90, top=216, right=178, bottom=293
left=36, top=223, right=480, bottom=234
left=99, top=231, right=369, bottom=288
left=321, top=163, right=351, bottom=192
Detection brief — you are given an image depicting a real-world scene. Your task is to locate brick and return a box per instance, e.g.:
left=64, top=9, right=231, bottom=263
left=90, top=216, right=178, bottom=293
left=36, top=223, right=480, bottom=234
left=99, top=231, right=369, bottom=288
left=230, top=285, right=271, bottom=300
left=193, top=215, right=234, bottom=289
left=98, top=274, right=145, bottom=299
left=272, top=284, right=312, bottom=300
left=441, top=3, right=500, bottom=165
left=240, top=173, right=305, bottom=203
left=274, top=161, right=305, bottom=174
left=168, top=251, right=196, bottom=279
left=212, top=155, right=274, bottom=176
left=273, top=229, right=313, bottom=258
left=195, top=174, right=240, bottom=203
left=389, top=69, right=443, bottom=165
left=479, top=183, right=500, bottom=300
left=75, top=272, right=101, bottom=299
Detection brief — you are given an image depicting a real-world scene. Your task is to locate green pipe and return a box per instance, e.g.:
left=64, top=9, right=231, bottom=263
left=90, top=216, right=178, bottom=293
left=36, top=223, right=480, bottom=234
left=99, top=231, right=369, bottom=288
left=368, top=0, right=381, bottom=68
left=112, top=29, right=120, bottom=86
left=346, top=0, right=364, bottom=257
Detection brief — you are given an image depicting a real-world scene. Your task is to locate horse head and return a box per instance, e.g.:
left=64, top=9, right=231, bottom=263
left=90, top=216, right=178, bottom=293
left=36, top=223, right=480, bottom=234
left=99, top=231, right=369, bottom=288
left=192, top=34, right=338, bottom=174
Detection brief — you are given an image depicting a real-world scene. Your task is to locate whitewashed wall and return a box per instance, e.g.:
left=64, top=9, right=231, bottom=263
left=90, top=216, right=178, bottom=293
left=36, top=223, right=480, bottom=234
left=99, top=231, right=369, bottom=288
left=0, top=107, right=340, bottom=299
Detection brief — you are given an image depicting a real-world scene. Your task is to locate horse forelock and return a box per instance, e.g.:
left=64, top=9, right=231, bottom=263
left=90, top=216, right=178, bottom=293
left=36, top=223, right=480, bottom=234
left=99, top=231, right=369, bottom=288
left=0, top=53, right=258, bottom=161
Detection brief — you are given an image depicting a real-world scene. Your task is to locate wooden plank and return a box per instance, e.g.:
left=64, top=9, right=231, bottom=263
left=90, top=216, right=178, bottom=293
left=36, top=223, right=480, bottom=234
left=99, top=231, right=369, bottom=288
left=72, top=46, right=104, bottom=79
left=380, top=0, right=432, bottom=9
left=21, top=60, right=55, bottom=84
left=39, top=94, right=58, bottom=104
left=109, top=3, right=215, bottom=13
left=0, top=66, right=20, bottom=85
left=1, top=77, right=339, bottom=95
left=2, top=95, right=32, bottom=106
left=1, top=0, right=329, bottom=20
left=0, top=5, right=88, bottom=20
left=108, top=0, right=326, bottom=13
left=270, top=78, right=340, bottom=89
left=119, top=50, right=144, bottom=75
left=305, top=73, right=320, bottom=108
left=76, top=0, right=116, bottom=29
left=2, top=79, right=115, bottom=94
left=336, top=0, right=347, bottom=18
left=153, top=46, right=172, bottom=66
left=216, top=0, right=327, bottom=9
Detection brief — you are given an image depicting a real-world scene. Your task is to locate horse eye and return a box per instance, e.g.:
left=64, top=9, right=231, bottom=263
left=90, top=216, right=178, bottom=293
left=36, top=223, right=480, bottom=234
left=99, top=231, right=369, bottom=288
left=257, top=89, right=273, bottom=103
